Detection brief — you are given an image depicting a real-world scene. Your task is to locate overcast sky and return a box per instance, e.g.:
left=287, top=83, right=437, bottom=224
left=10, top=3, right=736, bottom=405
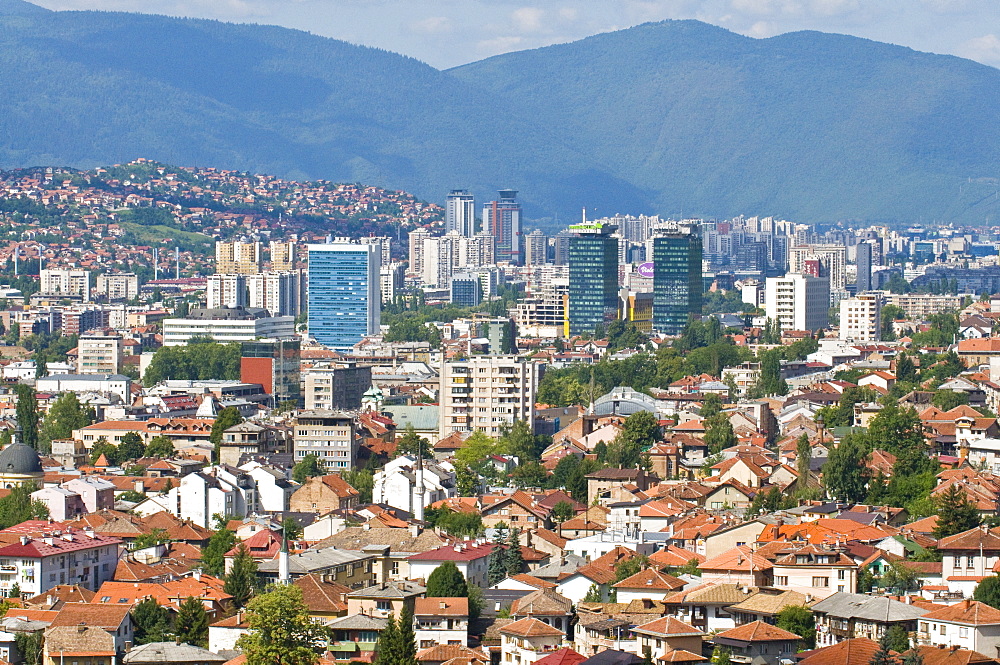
left=31, top=0, right=1000, bottom=70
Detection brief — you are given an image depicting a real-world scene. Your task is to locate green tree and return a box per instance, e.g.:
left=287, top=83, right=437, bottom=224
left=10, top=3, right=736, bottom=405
left=974, top=575, right=1000, bottom=609
left=237, top=584, right=328, bottom=665
left=14, top=384, right=38, bottom=450
left=583, top=584, right=603, bottom=602
left=15, top=633, right=42, bottom=665
left=211, top=406, right=244, bottom=463
left=292, top=454, right=325, bottom=483
left=700, top=393, right=724, bottom=419
left=869, top=631, right=897, bottom=665
left=506, top=527, right=523, bottom=576
left=454, top=431, right=506, bottom=469
left=933, top=484, right=982, bottom=538
left=200, top=528, right=237, bottom=577
left=884, top=624, right=911, bottom=652
left=395, top=605, right=418, bottom=665
left=796, top=433, right=812, bottom=489
left=224, top=542, right=259, bottom=609
left=174, top=596, right=209, bottom=647
left=341, top=468, right=374, bottom=503
left=426, top=561, right=469, bottom=597
left=755, top=348, right=788, bottom=396
left=613, top=554, right=649, bottom=583
left=487, top=525, right=509, bottom=586
left=89, top=437, right=119, bottom=465
left=775, top=605, right=814, bottom=649
left=132, top=597, right=173, bottom=644
left=499, top=318, right=517, bottom=355
left=896, top=353, right=916, bottom=382
left=132, top=528, right=170, bottom=550
left=0, top=482, right=49, bottom=529
left=902, top=647, right=925, bottom=665
left=932, top=390, right=969, bottom=411
left=868, top=402, right=925, bottom=459
left=880, top=562, right=920, bottom=594
left=281, top=517, right=303, bottom=541
left=704, top=414, right=737, bottom=455
left=373, top=613, right=399, bottom=665
left=711, top=647, right=731, bottom=665
left=551, top=500, right=575, bottom=524
left=822, top=434, right=871, bottom=503
left=118, top=431, right=146, bottom=462
left=502, top=419, right=542, bottom=462
left=510, top=461, right=549, bottom=488
left=39, top=391, right=92, bottom=450
left=144, top=435, right=175, bottom=458
left=396, top=423, right=431, bottom=458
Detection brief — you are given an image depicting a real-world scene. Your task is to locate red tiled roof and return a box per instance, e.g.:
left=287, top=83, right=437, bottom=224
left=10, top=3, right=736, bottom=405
left=714, top=620, right=799, bottom=642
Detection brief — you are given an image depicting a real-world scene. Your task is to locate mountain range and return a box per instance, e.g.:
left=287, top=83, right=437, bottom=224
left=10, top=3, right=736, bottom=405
left=1, top=0, right=999, bottom=226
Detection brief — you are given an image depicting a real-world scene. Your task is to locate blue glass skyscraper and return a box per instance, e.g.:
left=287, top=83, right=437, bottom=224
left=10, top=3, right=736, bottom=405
left=307, top=242, right=381, bottom=350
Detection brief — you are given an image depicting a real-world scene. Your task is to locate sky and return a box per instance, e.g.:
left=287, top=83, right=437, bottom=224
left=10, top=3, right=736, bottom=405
left=30, top=0, right=1000, bottom=70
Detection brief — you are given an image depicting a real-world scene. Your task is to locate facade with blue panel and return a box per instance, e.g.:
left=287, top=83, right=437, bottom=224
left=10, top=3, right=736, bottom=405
left=307, top=242, right=380, bottom=350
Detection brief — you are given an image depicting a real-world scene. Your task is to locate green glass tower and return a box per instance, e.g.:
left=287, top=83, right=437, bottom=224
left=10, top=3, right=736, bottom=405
left=567, top=222, right=620, bottom=337
left=653, top=233, right=703, bottom=334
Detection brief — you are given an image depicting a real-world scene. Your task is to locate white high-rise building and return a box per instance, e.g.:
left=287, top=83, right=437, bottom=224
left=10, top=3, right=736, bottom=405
left=422, top=232, right=461, bottom=288
left=207, top=274, right=248, bottom=309
left=40, top=269, right=90, bottom=301
left=524, top=230, right=548, bottom=266
left=438, top=356, right=539, bottom=439
left=839, top=293, right=883, bottom=342
left=408, top=228, right=431, bottom=277
left=359, top=237, right=392, bottom=266
left=789, top=244, right=847, bottom=293
left=765, top=273, right=830, bottom=332
left=247, top=271, right=302, bottom=317
left=446, top=190, right=476, bottom=237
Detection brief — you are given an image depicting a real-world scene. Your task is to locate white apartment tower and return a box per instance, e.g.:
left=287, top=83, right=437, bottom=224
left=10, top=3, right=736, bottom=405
left=839, top=293, right=883, bottom=342
left=765, top=273, right=830, bottom=332
left=446, top=190, right=476, bottom=237
left=40, top=269, right=91, bottom=301
left=408, top=228, right=431, bottom=277
left=438, top=356, right=539, bottom=439
left=207, top=274, right=248, bottom=309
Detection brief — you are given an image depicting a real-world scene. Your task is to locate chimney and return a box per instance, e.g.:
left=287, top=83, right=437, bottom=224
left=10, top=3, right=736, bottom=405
left=45, top=595, right=52, bottom=606
left=409, top=523, right=421, bottom=537
left=440, top=601, right=447, bottom=610
left=19, top=536, right=29, bottom=546
left=77, top=623, right=87, bottom=633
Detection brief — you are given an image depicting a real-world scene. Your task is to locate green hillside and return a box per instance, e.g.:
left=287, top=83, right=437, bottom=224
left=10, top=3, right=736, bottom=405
left=1, top=4, right=999, bottom=224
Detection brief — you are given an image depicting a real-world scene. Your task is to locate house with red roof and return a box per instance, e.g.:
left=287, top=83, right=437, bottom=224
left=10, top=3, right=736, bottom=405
left=0, top=528, right=121, bottom=597
left=918, top=600, right=1000, bottom=653
left=633, top=616, right=706, bottom=660
left=408, top=541, right=495, bottom=588
left=712, top=621, right=801, bottom=665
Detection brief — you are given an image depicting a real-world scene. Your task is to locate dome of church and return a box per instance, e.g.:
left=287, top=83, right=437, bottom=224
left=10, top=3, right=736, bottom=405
left=0, top=442, right=43, bottom=475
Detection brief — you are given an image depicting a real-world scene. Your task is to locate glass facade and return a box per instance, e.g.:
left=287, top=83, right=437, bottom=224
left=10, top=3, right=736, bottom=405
left=568, top=232, right=619, bottom=336
left=242, top=339, right=301, bottom=406
left=307, top=243, right=380, bottom=350
left=653, top=234, right=703, bottom=334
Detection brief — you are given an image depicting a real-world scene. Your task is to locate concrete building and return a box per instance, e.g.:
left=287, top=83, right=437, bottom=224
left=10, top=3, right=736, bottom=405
left=40, top=269, right=90, bottom=301
left=241, top=338, right=301, bottom=406
left=765, top=273, right=830, bottom=331
left=270, top=240, right=296, bottom=272
left=206, top=274, right=247, bottom=309
left=247, top=271, right=303, bottom=317
left=790, top=244, right=847, bottom=295
left=839, top=294, right=882, bottom=342
left=162, top=307, right=294, bottom=346
left=446, top=190, right=476, bottom=237
left=36, top=374, right=132, bottom=402
left=525, top=230, right=549, bottom=266
left=303, top=365, right=372, bottom=411
left=484, top=189, right=523, bottom=265
left=293, top=410, right=358, bottom=471
left=76, top=332, right=123, bottom=375
left=372, top=455, right=455, bottom=519
left=307, top=241, right=380, bottom=351
left=380, top=262, right=405, bottom=304
left=0, top=529, right=121, bottom=595
left=567, top=221, right=619, bottom=337
left=856, top=242, right=873, bottom=293
left=95, top=272, right=139, bottom=301
left=450, top=273, right=482, bottom=307
left=216, top=240, right=262, bottom=275
left=438, top=356, right=539, bottom=438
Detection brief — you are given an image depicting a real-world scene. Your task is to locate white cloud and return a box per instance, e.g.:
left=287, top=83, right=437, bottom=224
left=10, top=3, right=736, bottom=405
left=511, top=6, right=545, bottom=32
left=958, top=33, right=1000, bottom=65
left=747, top=19, right=778, bottom=36
left=558, top=6, right=578, bottom=22
left=410, top=15, right=452, bottom=34
left=476, top=35, right=525, bottom=54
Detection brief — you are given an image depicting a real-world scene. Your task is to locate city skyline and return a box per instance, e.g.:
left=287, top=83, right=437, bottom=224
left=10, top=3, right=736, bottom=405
left=29, top=0, right=1000, bottom=70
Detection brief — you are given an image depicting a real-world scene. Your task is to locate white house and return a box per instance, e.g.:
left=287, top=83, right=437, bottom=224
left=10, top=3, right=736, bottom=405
left=135, top=466, right=257, bottom=528
left=241, top=462, right=298, bottom=512
left=407, top=541, right=493, bottom=589
left=500, top=617, right=565, bottom=665
left=372, top=455, right=455, bottom=518
left=919, top=600, right=1000, bottom=654
left=0, top=529, right=121, bottom=596
left=413, top=597, right=468, bottom=649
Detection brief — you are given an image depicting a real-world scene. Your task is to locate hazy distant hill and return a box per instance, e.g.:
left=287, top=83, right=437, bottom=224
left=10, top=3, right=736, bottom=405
left=2, top=3, right=999, bottom=224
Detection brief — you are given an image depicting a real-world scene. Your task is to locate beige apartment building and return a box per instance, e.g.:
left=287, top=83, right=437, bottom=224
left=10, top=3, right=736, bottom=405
left=77, top=332, right=123, bottom=374
left=438, top=356, right=539, bottom=439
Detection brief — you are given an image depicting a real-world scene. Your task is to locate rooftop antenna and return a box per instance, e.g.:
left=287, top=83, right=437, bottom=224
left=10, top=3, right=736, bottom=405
left=153, top=248, right=159, bottom=280
left=175, top=247, right=180, bottom=279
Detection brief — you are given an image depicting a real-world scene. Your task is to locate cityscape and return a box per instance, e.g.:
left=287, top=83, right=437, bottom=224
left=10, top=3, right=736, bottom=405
left=2, top=4, right=1000, bottom=665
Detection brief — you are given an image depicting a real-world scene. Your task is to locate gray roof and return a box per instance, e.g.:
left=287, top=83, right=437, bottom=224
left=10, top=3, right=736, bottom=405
left=0, top=442, right=42, bottom=475
left=348, top=581, right=426, bottom=599
left=530, top=554, right=587, bottom=580
left=123, top=642, right=227, bottom=664
left=257, top=547, right=371, bottom=575
left=39, top=373, right=130, bottom=382
left=809, top=592, right=927, bottom=622
left=326, top=614, right=389, bottom=631
left=381, top=405, right=439, bottom=431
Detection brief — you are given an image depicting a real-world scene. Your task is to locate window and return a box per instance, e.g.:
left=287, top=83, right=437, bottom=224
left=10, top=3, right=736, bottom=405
left=377, top=601, right=391, bottom=611
left=775, top=576, right=788, bottom=585
left=837, top=569, right=846, bottom=580
left=812, top=577, right=829, bottom=587
left=940, top=624, right=946, bottom=635
left=960, top=627, right=969, bottom=638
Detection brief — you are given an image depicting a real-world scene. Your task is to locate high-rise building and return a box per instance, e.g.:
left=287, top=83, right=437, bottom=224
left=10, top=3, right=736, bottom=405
left=408, top=228, right=430, bottom=277
left=303, top=365, right=372, bottom=411
left=422, top=232, right=460, bottom=288
left=483, top=190, right=522, bottom=265
left=307, top=241, right=381, bottom=350
left=270, top=241, right=296, bottom=272
left=458, top=233, right=495, bottom=268
left=359, top=237, right=392, bottom=266
left=446, top=190, right=476, bottom=237
left=207, top=274, right=248, bottom=309
left=241, top=338, right=302, bottom=406
left=438, top=356, right=539, bottom=439
left=40, top=269, right=91, bottom=301
left=553, top=230, right=572, bottom=265
left=567, top=222, right=620, bottom=337
left=450, top=273, right=482, bottom=307
left=216, top=241, right=262, bottom=275
left=95, top=272, right=139, bottom=301
left=76, top=332, right=122, bottom=375
left=293, top=410, right=358, bottom=470
left=856, top=242, right=873, bottom=293
left=790, top=244, right=846, bottom=294
left=652, top=233, right=703, bottom=334
left=380, top=262, right=406, bottom=304
left=247, top=271, right=303, bottom=317
left=839, top=293, right=882, bottom=342
left=765, top=273, right=830, bottom=331
left=524, top=230, right=549, bottom=266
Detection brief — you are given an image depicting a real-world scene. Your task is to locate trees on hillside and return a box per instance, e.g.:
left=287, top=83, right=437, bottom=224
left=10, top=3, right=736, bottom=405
left=237, top=584, right=328, bottom=665
left=14, top=384, right=38, bottom=450
left=426, top=561, right=468, bottom=598
left=933, top=484, right=981, bottom=539
left=175, top=596, right=209, bottom=647
left=822, top=434, right=870, bottom=504
left=40, top=391, right=92, bottom=450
